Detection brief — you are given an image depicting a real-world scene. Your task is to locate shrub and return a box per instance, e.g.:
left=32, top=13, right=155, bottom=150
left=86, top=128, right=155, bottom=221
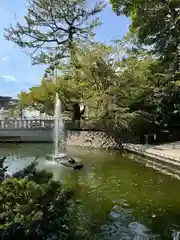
left=0, top=159, right=74, bottom=240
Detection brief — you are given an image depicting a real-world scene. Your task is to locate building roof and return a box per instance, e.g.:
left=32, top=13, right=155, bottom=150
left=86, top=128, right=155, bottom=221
left=0, top=96, right=12, bottom=100
left=0, top=96, right=18, bottom=110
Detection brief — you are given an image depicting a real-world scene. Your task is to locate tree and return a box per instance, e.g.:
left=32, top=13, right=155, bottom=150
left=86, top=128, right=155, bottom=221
left=18, top=43, right=118, bottom=118
left=65, top=43, right=119, bottom=118
left=147, top=82, right=180, bottom=129
left=110, top=0, right=180, bottom=73
left=18, top=76, right=84, bottom=116
left=18, top=79, right=56, bottom=115
left=57, top=43, right=158, bottom=132
left=19, top=41, right=172, bottom=133
left=5, top=0, right=105, bottom=67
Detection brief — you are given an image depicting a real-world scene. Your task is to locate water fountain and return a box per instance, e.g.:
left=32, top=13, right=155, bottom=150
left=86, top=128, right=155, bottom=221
left=53, top=92, right=67, bottom=160
left=46, top=93, right=83, bottom=170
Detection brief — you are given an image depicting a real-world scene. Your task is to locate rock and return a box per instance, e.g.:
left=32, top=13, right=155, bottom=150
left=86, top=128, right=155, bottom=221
left=73, top=164, right=84, bottom=171
left=60, top=160, right=84, bottom=171
left=68, top=157, right=76, bottom=164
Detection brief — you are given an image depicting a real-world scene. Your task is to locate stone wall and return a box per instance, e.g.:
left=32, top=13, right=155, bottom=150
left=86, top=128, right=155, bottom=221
left=66, top=131, right=123, bottom=150
left=0, top=128, right=53, bottom=142
left=122, top=143, right=180, bottom=180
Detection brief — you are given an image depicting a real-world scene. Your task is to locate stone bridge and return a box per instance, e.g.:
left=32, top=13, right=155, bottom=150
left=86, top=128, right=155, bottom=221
left=0, top=119, right=69, bottom=142
left=0, top=119, right=138, bottom=145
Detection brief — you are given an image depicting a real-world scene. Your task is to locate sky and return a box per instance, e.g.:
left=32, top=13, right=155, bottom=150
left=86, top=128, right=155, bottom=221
left=0, top=0, right=130, bottom=98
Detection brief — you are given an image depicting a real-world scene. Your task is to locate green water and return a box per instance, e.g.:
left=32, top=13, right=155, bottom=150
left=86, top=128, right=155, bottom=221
left=1, top=143, right=180, bottom=239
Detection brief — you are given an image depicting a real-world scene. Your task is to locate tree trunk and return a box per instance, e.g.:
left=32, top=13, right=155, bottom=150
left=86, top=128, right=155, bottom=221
left=72, top=103, right=85, bottom=129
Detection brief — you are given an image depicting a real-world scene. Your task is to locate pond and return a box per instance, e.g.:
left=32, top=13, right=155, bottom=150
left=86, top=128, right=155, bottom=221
left=1, top=143, right=180, bottom=239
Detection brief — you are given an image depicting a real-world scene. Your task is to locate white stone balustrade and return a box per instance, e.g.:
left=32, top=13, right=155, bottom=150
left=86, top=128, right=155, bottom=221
left=0, top=119, right=54, bottom=129
left=0, top=119, right=80, bottom=142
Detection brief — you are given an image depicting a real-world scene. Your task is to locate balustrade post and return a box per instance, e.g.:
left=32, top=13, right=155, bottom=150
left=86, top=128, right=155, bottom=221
left=40, top=120, right=45, bottom=128
left=5, top=121, right=8, bottom=128
left=0, top=120, right=4, bottom=129
left=14, top=120, right=18, bottom=128
left=18, top=120, right=22, bottom=128
left=23, top=120, right=27, bottom=128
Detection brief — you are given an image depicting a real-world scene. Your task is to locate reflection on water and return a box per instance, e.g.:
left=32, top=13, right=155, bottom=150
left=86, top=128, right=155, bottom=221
left=1, top=144, right=180, bottom=239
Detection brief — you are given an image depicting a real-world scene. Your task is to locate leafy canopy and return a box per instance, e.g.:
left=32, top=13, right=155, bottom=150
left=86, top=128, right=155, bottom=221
left=5, top=0, right=105, bottom=67
left=17, top=42, right=165, bottom=131
left=110, top=0, right=180, bottom=73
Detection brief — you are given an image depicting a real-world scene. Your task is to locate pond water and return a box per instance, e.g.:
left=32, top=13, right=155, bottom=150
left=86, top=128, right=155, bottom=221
left=1, top=143, right=180, bottom=240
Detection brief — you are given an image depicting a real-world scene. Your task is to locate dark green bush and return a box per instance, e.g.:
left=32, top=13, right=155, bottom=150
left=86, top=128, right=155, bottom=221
left=0, top=159, right=75, bottom=240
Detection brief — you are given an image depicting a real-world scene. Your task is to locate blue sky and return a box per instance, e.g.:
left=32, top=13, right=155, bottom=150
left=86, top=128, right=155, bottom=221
left=0, top=0, right=130, bottom=97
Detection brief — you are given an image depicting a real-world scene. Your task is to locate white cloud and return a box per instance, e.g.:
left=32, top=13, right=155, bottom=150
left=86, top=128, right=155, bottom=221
left=1, top=75, right=16, bottom=81
left=1, top=57, right=8, bottom=61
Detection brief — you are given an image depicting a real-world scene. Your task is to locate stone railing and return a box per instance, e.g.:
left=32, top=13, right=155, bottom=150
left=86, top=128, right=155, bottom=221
left=0, top=119, right=82, bottom=130
left=0, top=119, right=54, bottom=129
left=0, top=119, right=134, bottom=136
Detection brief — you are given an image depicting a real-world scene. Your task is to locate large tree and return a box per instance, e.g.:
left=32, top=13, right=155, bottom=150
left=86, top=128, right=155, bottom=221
left=18, top=42, right=161, bottom=131
left=110, top=0, right=180, bottom=74
left=18, top=42, right=119, bottom=119
left=5, top=0, right=105, bottom=67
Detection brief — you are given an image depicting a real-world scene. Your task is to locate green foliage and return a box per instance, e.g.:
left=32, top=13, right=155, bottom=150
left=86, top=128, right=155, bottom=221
left=148, top=82, right=180, bottom=128
left=110, top=0, right=180, bottom=73
left=5, top=0, right=105, bottom=67
left=11, top=0, right=180, bottom=136
left=0, top=160, right=74, bottom=240
left=18, top=79, right=58, bottom=115
left=19, top=41, right=176, bottom=133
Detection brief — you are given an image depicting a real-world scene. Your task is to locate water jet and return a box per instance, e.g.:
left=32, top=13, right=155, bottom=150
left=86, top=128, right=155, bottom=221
left=46, top=93, right=83, bottom=170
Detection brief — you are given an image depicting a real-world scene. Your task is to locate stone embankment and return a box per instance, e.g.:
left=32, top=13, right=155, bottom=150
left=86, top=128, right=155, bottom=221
left=123, top=142, right=180, bottom=180
left=66, top=131, right=122, bottom=150
left=66, top=130, right=180, bottom=179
